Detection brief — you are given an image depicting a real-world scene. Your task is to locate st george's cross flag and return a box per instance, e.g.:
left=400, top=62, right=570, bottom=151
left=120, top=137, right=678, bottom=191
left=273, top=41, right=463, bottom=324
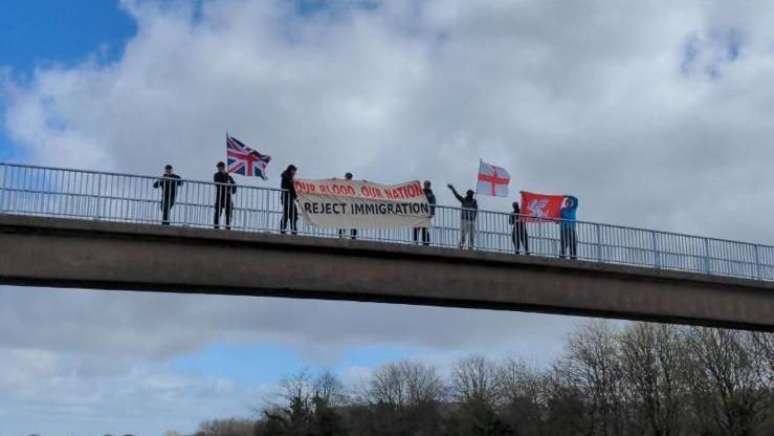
left=226, top=135, right=271, bottom=179
left=476, top=160, right=511, bottom=197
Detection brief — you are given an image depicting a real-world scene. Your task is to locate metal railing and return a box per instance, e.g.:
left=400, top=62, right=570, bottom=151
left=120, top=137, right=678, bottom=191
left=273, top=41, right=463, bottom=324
left=1, top=162, right=772, bottom=282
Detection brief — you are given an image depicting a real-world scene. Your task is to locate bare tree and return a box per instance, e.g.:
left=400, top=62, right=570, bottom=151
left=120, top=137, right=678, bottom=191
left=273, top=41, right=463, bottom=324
left=314, top=369, right=348, bottom=407
left=683, top=327, right=769, bottom=436
left=496, top=357, right=548, bottom=435
left=619, top=323, right=688, bottom=436
left=358, top=360, right=446, bottom=436
left=554, top=320, right=625, bottom=436
left=367, top=360, right=445, bottom=409
left=452, top=355, right=500, bottom=405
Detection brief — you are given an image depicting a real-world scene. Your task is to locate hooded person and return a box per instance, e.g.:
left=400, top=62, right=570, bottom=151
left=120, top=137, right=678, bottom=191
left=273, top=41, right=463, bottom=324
left=280, top=164, right=298, bottom=234
left=510, top=201, right=530, bottom=255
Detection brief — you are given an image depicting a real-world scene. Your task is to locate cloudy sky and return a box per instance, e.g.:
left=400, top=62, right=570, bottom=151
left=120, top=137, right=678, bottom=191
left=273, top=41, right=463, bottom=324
left=2, top=0, right=774, bottom=434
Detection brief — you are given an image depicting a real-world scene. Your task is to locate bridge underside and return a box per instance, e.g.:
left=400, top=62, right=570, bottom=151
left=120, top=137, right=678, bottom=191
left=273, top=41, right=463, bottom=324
left=1, top=214, right=773, bottom=331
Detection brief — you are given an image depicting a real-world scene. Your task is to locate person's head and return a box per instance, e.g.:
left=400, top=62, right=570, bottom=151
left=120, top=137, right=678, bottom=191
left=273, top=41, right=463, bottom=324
left=345, top=172, right=353, bottom=180
left=423, top=180, right=432, bottom=190
left=512, top=201, right=520, bottom=212
left=164, top=164, right=173, bottom=175
left=465, top=189, right=474, bottom=199
left=286, top=164, right=297, bottom=177
left=216, top=161, right=226, bottom=173
left=563, top=196, right=575, bottom=208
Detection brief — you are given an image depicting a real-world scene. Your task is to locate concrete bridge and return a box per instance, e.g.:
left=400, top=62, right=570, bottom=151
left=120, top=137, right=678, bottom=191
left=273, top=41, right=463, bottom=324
left=2, top=214, right=773, bottom=331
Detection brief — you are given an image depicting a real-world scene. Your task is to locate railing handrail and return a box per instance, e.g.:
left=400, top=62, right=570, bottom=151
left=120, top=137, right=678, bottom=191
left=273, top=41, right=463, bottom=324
left=0, top=161, right=771, bottom=260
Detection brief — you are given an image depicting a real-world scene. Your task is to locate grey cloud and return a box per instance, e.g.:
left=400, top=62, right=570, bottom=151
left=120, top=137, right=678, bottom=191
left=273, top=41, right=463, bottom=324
left=3, top=0, right=774, bottom=432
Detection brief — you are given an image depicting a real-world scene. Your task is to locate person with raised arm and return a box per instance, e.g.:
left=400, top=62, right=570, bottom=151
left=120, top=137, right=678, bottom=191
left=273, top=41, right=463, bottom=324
left=447, top=184, right=478, bottom=249
left=559, top=195, right=579, bottom=259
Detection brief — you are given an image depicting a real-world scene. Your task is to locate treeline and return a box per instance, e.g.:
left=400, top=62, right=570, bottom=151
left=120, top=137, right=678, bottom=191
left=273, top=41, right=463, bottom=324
left=191, top=322, right=774, bottom=436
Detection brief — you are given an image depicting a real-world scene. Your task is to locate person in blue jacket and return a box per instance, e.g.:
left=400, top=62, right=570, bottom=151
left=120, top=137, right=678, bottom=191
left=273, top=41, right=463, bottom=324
left=560, top=195, right=578, bottom=259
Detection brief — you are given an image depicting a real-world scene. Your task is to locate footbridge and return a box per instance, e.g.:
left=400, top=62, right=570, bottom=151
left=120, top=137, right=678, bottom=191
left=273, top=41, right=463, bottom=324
left=1, top=163, right=773, bottom=331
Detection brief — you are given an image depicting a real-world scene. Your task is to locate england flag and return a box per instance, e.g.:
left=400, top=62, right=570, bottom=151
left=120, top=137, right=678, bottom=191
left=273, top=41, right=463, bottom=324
left=476, top=160, right=511, bottom=197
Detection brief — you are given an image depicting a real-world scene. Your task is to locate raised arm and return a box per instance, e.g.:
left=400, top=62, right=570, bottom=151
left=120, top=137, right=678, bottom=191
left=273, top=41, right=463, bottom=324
left=447, top=184, right=463, bottom=203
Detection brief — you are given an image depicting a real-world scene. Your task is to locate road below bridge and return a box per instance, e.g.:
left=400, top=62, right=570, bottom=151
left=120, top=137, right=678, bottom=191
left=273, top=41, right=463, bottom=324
left=1, top=214, right=773, bottom=331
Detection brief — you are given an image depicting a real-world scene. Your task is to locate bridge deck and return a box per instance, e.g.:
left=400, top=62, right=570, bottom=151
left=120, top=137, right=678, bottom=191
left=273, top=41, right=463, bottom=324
left=2, top=214, right=773, bottom=331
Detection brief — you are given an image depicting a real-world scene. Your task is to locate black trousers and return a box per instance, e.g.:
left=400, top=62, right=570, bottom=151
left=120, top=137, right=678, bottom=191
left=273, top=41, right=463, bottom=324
left=214, top=200, right=233, bottom=229
left=413, top=227, right=430, bottom=246
left=512, top=223, right=529, bottom=254
left=338, top=228, right=358, bottom=239
left=560, top=226, right=577, bottom=259
left=161, top=199, right=175, bottom=225
left=281, top=196, right=298, bottom=234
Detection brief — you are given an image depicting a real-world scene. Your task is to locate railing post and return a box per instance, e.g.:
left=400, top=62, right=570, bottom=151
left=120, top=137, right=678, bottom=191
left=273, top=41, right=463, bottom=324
left=95, top=173, right=102, bottom=220
left=754, top=244, right=762, bottom=280
left=652, top=231, right=660, bottom=269
left=703, top=238, right=711, bottom=274
left=0, top=164, right=7, bottom=213
left=595, top=223, right=602, bottom=262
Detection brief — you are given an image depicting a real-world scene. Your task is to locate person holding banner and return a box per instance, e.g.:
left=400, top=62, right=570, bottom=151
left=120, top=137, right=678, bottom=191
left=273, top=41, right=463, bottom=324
left=509, top=201, right=530, bottom=255
left=448, top=184, right=478, bottom=249
left=413, top=180, right=436, bottom=246
left=338, top=172, right=358, bottom=240
left=280, top=164, right=298, bottom=235
left=560, top=196, right=579, bottom=259
left=213, top=161, right=237, bottom=230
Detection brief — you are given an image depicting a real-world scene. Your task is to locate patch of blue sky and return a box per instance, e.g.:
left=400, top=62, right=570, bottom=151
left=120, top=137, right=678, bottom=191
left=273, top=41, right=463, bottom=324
left=0, top=0, right=137, bottom=77
left=0, top=99, right=20, bottom=161
left=1, top=0, right=136, bottom=161
left=293, top=0, right=380, bottom=17
left=279, top=0, right=381, bottom=45
left=680, top=27, right=744, bottom=79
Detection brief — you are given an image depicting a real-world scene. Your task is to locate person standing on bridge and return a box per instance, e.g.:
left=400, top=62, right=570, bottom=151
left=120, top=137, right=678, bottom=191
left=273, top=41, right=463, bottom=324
left=559, top=195, right=579, bottom=259
left=510, top=201, right=530, bottom=255
left=153, top=164, right=183, bottom=225
left=413, top=180, right=436, bottom=246
left=213, top=161, right=237, bottom=230
left=338, top=172, right=358, bottom=240
left=280, top=164, right=298, bottom=235
left=448, top=184, right=477, bottom=249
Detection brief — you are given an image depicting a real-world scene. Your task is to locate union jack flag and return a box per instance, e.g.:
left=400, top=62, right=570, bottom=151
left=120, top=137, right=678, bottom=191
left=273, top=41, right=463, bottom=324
left=226, top=135, right=271, bottom=179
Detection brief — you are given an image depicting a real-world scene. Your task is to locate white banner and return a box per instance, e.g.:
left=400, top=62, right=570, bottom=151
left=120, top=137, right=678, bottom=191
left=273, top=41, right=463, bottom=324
left=294, top=178, right=432, bottom=229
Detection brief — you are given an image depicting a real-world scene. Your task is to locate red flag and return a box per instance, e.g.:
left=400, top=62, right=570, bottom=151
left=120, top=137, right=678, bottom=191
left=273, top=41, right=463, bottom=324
left=520, top=191, right=564, bottom=221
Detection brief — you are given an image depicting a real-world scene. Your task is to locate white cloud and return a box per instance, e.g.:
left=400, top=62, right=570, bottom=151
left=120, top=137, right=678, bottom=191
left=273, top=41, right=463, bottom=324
left=4, top=0, right=774, bottom=433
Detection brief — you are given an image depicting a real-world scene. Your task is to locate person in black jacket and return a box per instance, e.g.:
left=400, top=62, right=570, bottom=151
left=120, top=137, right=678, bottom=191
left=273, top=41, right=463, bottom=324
left=338, top=172, right=358, bottom=240
left=448, top=184, right=478, bottom=249
left=280, top=164, right=298, bottom=235
left=413, top=180, right=436, bottom=246
left=153, top=164, right=183, bottom=225
left=213, top=161, right=237, bottom=230
left=510, top=201, right=530, bottom=255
